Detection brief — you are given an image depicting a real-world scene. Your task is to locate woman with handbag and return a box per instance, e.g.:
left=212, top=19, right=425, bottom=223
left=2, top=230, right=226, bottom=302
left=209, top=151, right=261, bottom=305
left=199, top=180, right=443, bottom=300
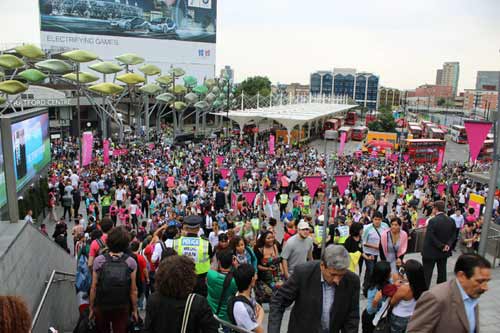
left=379, top=217, right=408, bottom=274
left=253, top=231, right=284, bottom=303
left=143, top=255, right=218, bottom=333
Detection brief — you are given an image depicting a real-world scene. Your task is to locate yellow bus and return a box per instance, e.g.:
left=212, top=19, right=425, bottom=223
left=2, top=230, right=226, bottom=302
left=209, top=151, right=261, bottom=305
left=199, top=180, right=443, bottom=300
left=362, top=131, right=399, bottom=152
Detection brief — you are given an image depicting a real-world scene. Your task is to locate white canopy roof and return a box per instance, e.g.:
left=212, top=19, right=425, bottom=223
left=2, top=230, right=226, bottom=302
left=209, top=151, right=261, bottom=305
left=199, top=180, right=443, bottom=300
left=214, top=103, right=357, bottom=130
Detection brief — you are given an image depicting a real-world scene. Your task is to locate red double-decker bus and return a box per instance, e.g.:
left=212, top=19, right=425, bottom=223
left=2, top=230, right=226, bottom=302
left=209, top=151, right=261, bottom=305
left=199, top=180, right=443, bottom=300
left=345, top=111, right=357, bottom=126
left=404, top=139, right=446, bottom=164
left=477, top=140, right=494, bottom=162
left=352, top=126, right=368, bottom=141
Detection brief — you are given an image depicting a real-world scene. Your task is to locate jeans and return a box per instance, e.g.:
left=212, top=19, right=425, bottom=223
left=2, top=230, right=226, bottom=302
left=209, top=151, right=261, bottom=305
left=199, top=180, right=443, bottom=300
left=423, top=256, right=447, bottom=288
left=390, top=313, right=410, bottom=333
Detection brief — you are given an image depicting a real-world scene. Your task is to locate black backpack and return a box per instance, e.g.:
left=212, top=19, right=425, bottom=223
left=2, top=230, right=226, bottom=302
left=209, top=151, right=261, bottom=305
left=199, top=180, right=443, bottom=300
left=95, top=254, right=131, bottom=310
left=227, top=295, right=254, bottom=326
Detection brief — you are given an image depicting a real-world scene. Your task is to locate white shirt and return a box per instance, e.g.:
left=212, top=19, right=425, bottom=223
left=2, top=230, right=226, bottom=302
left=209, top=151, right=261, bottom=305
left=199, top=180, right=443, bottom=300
left=70, top=173, right=79, bottom=187
left=451, top=213, right=465, bottom=229
left=151, top=239, right=174, bottom=263
left=115, top=188, right=125, bottom=201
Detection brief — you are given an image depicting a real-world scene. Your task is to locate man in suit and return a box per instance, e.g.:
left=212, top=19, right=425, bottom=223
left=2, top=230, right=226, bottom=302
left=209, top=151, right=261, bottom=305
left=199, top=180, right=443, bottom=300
left=421, top=200, right=456, bottom=288
left=268, top=245, right=359, bottom=333
left=407, top=253, right=491, bottom=333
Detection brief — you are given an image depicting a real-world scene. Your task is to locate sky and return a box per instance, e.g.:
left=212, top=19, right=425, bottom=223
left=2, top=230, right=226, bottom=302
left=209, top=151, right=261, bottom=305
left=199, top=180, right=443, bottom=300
left=215, top=0, right=500, bottom=91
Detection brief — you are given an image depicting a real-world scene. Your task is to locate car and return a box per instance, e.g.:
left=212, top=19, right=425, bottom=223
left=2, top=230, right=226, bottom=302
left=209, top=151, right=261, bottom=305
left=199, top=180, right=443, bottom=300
left=148, top=17, right=177, bottom=34
left=110, top=17, right=148, bottom=31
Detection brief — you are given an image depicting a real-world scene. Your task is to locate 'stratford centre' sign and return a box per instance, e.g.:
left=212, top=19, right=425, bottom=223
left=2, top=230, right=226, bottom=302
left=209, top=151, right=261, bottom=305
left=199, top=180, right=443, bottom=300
left=12, top=99, right=72, bottom=107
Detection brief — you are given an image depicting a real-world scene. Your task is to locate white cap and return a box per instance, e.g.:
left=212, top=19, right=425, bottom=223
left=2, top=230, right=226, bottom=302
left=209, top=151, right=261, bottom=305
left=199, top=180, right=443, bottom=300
left=297, top=221, right=312, bottom=230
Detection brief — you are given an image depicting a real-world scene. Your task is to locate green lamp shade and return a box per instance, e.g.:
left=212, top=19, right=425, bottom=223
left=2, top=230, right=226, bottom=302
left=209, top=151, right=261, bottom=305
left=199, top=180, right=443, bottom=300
left=0, top=80, right=28, bottom=95
left=35, top=59, right=73, bottom=74
left=115, top=53, right=144, bottom=65
left=204, top=78, right=216, bottom=89
left=89, top=61, right=123, bottom=74
left=169, top=67, right=185, bottom=77
left=183, top=75, right=197, bottom=88
left=156, top=75, right=173, bottom=85
left=117, top=72, right=145, bottom=85
left=184, top=92, right=198, bottom=104
left=212, top=100, right=222, bottom=108
left=0, top=55, right=25, bottom=69
left=139, top=83, right=162, bottom=95
left=18, top=69, right=47, bottom=83
left=156, top=93, right=176, bottom=103
left=170, top=85, right=187, bottom=94
left=0, top=96, right=5, bottom=105
left=15, top=44, right=45, bottom=59
left=174, top=101, right=187, bottom=111
left=193, top=85, right=208, bottom=95
left=63, top=72, right=99, bottom=84
left=62, top=50, right=99, bottom=63
left=205, top=92, right=216, bottom=103
left=194, top=101, right=209, bottom=109
left=89, top=82, right=124, bottom=95
left=211, top=86, right=220, bottom=94
left=139, top=64, right=161, bottom=76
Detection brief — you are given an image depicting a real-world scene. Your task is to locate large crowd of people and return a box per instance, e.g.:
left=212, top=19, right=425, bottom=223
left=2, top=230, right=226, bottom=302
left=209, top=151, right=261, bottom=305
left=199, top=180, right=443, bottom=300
left=7, top=126, right=497, bottom=333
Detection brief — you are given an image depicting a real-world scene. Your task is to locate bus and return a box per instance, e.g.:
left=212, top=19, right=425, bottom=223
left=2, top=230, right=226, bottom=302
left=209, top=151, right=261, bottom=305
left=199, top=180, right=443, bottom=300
left=352, top=126, right=368, bottom=141
left=345, top=111, right=357, bottom=126
left=365, top=112, right=378, bottom=126
left=420, top=120, right=435, bottom=136
left=338, top=126, right=352, bottom=142
left=477, top=140, right=494, bottom=162
left=450, top=125, right=467, bottom=144
left=363, top=131, right=399, bottom=152
left=408, top=125, right=423, bottom=139
left=428, top=127, right=445, bottom=140
left=322, top=119, right=341, bottom=138
left=404, top=139, right=446, bottom=164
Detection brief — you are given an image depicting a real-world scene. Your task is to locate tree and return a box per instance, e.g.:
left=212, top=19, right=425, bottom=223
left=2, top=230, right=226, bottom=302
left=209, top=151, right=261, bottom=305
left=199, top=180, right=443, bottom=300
left=367, top=107, right=397, bottom=132
left=235, top=76, right=271, bottom=96
left=436, top=97, right=446, bottom=106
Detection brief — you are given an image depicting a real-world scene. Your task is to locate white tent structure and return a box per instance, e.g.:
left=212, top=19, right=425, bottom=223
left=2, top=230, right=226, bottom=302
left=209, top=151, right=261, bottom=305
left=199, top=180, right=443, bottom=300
left=216, top=103, right=357, bottom=143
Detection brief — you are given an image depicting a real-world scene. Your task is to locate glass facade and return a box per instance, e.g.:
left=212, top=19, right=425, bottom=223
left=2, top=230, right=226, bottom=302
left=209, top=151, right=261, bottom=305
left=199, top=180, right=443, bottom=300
left=310, top=73, right=321, bottom=95
left=323, top=74, right=333, bottom=95
left=333, top=74, right=355, bottom=97
left=355, top=75, right=367, bottom=101
left=476, top=71, right=500, bottom=90
left=366, top=76, right=379, bottom=110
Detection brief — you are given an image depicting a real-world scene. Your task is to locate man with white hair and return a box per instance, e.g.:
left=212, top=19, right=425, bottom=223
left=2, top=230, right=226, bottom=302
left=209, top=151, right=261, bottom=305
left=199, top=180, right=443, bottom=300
left=269, top=245, right=360, bottom=333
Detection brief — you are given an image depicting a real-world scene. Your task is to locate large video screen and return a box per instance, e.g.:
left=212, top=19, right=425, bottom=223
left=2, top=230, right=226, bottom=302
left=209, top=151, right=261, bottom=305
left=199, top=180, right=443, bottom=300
left=39, top=0, right=217, bottom=43
left=11, top=113, right=51, bottom=192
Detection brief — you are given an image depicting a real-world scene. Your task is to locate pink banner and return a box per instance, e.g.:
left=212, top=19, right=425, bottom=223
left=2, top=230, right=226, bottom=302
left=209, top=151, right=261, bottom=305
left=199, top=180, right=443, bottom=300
left=113, top=148, right=128, bottom=157
left=385, top=152, right=391, bottom=160
left=355, top=150, right=362, bottom=158
left=203, top=157, right=211, bottom=167
left=371, top=150, right=378, bottom=158
left=338, top=132, right=347, bottom=156
left=269, top=134, right=275, bottom=155
left=242, top=192, right=257, bottom=206
left=335, top=175, right=352, bottom=196
left=220, top=168, right=229, bottom=179
left=216, top=156, right=225, bottom=166
left=236, top=168, right=246, bottom=180
left=304, top=176, right=322, bottom=197
left=436, top=148, right=445, bottom=172
left=391, top=153, right=399, bottom=162
left=403, top=154, right=410, bottom=162
left=452, top=183, right=460, bottom=195
left=437, top=184, right=446, bottom=196
left=423, top=175, right=429, bottom=184
left=464, top=121, right=493, bottom=163
left=148, top=143, right=155, bottom=149
left=81, top=132, right=93, bottom=167
left=103, top=139, right=110, bottom=165
left=265, top=191, right=277, bottom=204
left=468, top=201, right=481, bottom=219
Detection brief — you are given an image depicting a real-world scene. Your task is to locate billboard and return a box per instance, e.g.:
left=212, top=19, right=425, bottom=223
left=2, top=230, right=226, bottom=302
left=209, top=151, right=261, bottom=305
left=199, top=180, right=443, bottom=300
left=11, top=113, right=51, bottom=191
left=39, top=0, right=216, bottom=81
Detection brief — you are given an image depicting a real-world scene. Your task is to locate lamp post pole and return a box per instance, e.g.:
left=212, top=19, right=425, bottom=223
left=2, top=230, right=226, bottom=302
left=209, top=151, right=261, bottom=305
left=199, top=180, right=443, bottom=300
left=321, top=131, right=338, bottom=256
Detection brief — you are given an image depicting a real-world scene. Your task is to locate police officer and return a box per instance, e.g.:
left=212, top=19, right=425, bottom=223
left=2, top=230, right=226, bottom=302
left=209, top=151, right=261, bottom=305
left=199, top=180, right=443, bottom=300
left=302, top=191, right=311, bottom=216
left=172, top=215, right=212, bottom=296
left=279, top=189, right=289, bottom=218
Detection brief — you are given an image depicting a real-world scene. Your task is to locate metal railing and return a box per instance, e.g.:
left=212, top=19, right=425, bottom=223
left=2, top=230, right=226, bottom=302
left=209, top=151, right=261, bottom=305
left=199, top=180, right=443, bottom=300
left=487, top=233, right=500, bottom=267
left=31, top=270, right=77, bottom=333
left=214, top=315, right=253, bottom=333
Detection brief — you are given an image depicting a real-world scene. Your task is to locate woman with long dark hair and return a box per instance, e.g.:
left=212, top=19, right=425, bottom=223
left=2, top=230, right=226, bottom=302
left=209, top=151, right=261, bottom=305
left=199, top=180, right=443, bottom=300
left=389, top=259, right=427, bottom=333
left=253, top=231, right=283, bottom=303
left=362, top=261, right=392, bottom=333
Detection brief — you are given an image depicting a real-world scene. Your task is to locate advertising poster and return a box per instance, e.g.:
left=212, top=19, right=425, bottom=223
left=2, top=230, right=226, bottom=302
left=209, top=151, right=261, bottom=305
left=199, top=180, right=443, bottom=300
left=468, top=193, right=485, bottom=219
left=39, top=0, right=217, bottom=80
left=0, top=131, right=6, bottom=208
left=11, top=113, right=51, bottom=191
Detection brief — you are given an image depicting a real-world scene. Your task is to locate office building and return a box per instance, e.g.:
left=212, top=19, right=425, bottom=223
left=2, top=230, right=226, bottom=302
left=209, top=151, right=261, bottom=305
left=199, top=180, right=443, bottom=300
left=463, top=89, right=498, bottom=112
left=286, top=83, right=310, bottom=100
left=475, top=71, right=500, bottom=91
left=310, top=68, right=379, bottom=110
left=438, top=62, right=460, bottom=96
left=436, top=69, right=443, bottom=85
left=378, top=87, right=402, bottom=108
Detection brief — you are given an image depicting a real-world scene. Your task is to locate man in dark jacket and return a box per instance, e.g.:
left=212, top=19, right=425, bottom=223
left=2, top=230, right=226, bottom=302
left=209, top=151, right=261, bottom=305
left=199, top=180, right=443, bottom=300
left=422, top=200, right=456, bottom=288
left=268, top=245, right=359, bottom=333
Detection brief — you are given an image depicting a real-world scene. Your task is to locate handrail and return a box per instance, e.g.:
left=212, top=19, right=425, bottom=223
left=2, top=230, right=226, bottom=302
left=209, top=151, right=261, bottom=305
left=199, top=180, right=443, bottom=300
left=31, top=270, right=76, bottom=331
left=213, top=315, right=253, bottom=333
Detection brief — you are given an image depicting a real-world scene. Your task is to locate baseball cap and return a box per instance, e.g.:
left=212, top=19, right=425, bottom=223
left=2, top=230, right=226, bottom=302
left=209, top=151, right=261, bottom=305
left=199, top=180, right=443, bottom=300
left=297, top=221, right=312, bottom=230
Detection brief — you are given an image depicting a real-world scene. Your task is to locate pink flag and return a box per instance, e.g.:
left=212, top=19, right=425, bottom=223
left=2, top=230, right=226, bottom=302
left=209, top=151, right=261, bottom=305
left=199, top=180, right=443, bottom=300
left=242, top=192, right=257, bottom=206
left=436, top=148, right=445, bottom=172
left=81, top=131, right=93, bottom=167
left=391, top=153, right=399, bottom=162
left=355, top=150, right=362, bottom=158
left=385, top=152, right=391, bottom=160
left=464, top=121, right=493, bottom=163
left=265, top=191, right=277, bottom=204
left=304, top=176, right=322, bottom=197
left=103, top=139, right=110, bottom=165
left=203, top=157, right=211, bottom=167
left=216, top=156, right=225, bottom=166
left=371, top=150, right=378, bottom=158
left=338, top=132, right=347, bottom=156
left=236, top=168, right=246, bottom=180
left=452, top=183, right=460, bottom=195
left=403, top=154, right=410, bottom=162
left=220, top=168, right=229, bottom=179
left=423, top=175, right=429, bottom=184
left=148, top=143, right=155, bottom=149
left=269, top=134, right=275, bottom=155
left=437, top=184, right=446, bottom=196
left=231, top=192, right=237, bottom=210
left=335, top=175, right=352, bottom=196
